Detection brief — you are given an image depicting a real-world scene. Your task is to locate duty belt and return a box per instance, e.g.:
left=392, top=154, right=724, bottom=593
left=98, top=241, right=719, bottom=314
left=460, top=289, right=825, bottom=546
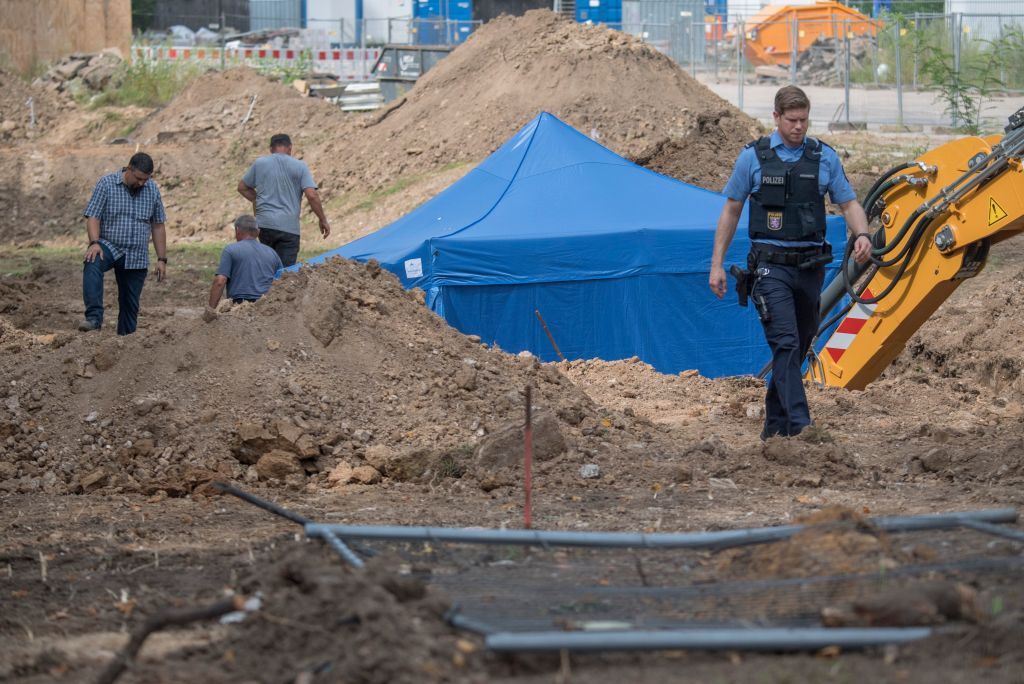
left=751, top=244, right=832, bottom=269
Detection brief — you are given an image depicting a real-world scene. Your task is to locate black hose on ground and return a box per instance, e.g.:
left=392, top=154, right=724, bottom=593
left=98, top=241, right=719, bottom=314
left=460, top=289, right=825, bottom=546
left=212, top=481, right=378, bottom=558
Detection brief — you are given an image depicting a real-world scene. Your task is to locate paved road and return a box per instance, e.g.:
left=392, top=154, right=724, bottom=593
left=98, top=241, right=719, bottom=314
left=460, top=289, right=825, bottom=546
left=695, top=77, right=1024, bottom=132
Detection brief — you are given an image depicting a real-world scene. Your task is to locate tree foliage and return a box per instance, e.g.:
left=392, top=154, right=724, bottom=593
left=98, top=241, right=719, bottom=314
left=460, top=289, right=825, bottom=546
left=132, top=0, right=158, bottom=33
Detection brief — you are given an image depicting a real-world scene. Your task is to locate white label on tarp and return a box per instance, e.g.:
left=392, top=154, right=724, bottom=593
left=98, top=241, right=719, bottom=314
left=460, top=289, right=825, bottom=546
left=589, top=0, right=600, bottom=6
left=404, top=258, right=423, bottom=278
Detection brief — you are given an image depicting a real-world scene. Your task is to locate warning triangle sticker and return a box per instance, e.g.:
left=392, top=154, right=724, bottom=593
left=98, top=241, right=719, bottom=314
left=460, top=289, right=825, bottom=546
left=989, top=197, right=1009, bottom=225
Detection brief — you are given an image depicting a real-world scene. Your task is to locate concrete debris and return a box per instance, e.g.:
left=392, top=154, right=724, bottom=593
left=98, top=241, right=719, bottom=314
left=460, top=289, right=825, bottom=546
left=756, top=36, right=877, bottom=87
left=35, top=50, right=125, bottom=97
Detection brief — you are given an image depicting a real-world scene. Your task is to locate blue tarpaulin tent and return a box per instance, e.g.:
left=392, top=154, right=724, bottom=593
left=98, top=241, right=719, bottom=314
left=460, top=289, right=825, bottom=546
left=305, top=112, right=848, bottom=377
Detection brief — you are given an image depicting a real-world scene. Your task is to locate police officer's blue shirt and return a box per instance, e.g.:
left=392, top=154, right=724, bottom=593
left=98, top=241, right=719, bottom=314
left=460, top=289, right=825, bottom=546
left=722, top=131, right=856, bottom=248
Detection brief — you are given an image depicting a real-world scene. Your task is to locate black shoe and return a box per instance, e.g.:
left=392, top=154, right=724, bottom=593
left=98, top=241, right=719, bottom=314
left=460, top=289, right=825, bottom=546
left=78, top=319, right=100, bottom=332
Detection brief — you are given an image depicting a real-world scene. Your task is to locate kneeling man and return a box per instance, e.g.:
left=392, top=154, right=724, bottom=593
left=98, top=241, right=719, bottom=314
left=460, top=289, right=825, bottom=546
left=204, top=215, right=283, bottom=322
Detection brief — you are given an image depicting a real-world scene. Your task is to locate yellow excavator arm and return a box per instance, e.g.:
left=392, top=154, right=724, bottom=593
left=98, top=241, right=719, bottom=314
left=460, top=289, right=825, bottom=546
left=812, top=107, right=1024, bottom=390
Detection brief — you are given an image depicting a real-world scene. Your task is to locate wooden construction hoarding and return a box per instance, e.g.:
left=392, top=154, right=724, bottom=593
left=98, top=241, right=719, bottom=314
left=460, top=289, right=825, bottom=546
left=0, top=0, right=131, bottom=75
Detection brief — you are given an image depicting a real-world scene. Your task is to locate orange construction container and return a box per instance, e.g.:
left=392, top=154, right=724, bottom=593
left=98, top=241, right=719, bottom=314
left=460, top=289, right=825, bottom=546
left=734, top=2, right=881, bottom=67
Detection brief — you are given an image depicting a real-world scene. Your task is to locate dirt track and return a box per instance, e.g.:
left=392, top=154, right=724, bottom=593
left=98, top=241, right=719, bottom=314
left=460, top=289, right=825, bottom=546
left=2, top=10, right=1023, bottom=683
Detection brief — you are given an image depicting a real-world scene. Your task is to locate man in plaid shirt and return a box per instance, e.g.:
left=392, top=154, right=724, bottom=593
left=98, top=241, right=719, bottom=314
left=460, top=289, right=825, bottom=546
left=80, top=152, right=168, bottom=335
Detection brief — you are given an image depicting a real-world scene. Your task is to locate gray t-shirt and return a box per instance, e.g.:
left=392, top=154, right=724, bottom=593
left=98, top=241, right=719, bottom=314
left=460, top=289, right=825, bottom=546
left=241, top=153, right=317, bottom=235
left=217, top=239, right=283, bottom=301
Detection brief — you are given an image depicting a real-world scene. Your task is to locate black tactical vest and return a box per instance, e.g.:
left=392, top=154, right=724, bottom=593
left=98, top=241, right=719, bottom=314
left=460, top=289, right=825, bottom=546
left=747, top=137, right=827, bottom=242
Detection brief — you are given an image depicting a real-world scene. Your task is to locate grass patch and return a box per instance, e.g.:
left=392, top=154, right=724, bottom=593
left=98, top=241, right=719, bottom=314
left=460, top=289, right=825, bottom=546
left=0, top=246, right=79, bottom=277
left=165, top=243, right=228, bottom=280
left=346, top=161, right=470, bottom=214
left=299, top=245, right=331, bottom=261
left=351, top=176, right=419, bottom=212
left=85, top=110, right=146, bottom=139
left=90, top=61, right=205, bottom=108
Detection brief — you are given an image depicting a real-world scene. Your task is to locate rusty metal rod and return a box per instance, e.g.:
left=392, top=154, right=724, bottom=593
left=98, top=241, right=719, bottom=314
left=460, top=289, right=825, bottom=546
left=534, top=309, right=566, bottom=361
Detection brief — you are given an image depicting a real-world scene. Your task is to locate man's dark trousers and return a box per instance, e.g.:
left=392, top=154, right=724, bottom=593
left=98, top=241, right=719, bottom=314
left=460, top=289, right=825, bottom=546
left=752, top=262, right=825, bottom=438
left=258, top=227, right=300, bottom=267
left=82, top=243, right=148, bottom=336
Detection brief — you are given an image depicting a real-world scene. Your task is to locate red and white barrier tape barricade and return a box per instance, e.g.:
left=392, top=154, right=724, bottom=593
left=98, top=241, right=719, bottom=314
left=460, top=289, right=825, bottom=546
left=310, top=48, right=382, bottom=81
left=133, top=45, right=382, bottom=81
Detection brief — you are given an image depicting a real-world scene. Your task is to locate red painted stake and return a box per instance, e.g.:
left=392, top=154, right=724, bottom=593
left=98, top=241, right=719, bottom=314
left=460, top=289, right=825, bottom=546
left=524, top=385, right=533, bottom=529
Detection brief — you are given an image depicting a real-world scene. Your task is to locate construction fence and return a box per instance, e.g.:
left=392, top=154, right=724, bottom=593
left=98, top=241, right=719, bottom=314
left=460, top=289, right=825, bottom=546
left=626, top=4, right=1024, bottom=129
left=131, top=11, right=480, bottom=48
left=126, top=4, right=1024, bottom=128
left=132, top=45, right=384, bottom=82
left=696, top=12, right=1024, bottom=89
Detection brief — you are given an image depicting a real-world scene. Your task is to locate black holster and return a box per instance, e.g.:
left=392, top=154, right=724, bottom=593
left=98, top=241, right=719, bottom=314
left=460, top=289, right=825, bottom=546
left=730, top=264, right=752, bottom=308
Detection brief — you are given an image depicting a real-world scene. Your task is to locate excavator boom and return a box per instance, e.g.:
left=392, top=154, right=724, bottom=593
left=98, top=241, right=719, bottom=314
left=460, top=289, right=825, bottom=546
left=813, top=108, right=1024, bottom=390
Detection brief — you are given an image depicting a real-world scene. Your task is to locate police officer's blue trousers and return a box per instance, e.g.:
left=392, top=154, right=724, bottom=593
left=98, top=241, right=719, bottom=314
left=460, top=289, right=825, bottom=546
left=752, top=262, right=825, bottom=438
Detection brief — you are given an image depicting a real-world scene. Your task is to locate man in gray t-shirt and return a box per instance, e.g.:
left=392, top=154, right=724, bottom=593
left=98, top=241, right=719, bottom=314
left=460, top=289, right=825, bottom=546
left=237, top=133, right=330, bottom=267
left=203, top=215, right=283, bottom=322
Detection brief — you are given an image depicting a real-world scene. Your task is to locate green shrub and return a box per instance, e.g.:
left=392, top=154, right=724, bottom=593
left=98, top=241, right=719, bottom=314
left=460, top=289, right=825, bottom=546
left=255, top=50, right=313, bottom=84
left=846, top=14, right=1021, bottom=131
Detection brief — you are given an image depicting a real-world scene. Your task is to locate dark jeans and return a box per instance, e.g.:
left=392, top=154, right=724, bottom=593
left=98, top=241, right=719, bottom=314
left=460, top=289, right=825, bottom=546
left=258, top=227, right=300, bottom=267
left=752, top=262, right=825, bottom=438
left=82, top=244, right=148, bottom=335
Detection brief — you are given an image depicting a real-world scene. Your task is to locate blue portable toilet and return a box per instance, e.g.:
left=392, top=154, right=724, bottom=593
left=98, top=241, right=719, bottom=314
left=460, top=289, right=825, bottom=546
left=302, top=113, right=849, bottom=377
left=577, top=0, right=622, bottom=30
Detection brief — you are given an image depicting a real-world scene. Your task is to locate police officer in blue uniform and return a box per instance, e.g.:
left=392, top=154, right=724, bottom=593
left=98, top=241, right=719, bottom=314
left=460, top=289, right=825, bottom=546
left=710, top=86, right=873, bottom=439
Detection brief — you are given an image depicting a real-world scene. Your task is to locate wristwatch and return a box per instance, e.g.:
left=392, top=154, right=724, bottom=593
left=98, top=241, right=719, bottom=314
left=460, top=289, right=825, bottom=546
left=157, top=257, right=168, bottom=263
left=89, top=240, right=100, bottom=246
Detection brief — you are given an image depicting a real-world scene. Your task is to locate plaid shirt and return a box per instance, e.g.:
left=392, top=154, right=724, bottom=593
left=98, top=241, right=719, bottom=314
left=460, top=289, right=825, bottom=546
left=84, top=170, right=167, bottom=269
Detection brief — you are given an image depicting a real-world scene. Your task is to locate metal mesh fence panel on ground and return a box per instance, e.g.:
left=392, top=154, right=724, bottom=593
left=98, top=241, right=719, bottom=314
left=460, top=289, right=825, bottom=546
left=305, top=511, right=1024, bottom=643
left=216, top=486, right=1023, bottom=651
left=376, top=529, right=1023, bottom=635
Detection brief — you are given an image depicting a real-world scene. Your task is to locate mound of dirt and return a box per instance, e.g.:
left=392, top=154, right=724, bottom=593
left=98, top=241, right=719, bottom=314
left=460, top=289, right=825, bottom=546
left=0, top=257, right=671, bottom=497
left=894, top=266, right=1024, bottom=393
left=130, top=67, right=346, bottom=148
left=0, top=11, right=760, bottom=246
left=713, top=506, right=906, bottom=580
left=630, top=109, right=760, bottom=192
left=559, top=332, right=1024, bottom=492
left=0, top=67, right=348, bottom=246
left=320, top=10, right=760, bottom=194
left=0, top=69, right=70, bottom=140
left=0, top=71, right=84, bottom=243
left=132, top=543, right=486, bottom=683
